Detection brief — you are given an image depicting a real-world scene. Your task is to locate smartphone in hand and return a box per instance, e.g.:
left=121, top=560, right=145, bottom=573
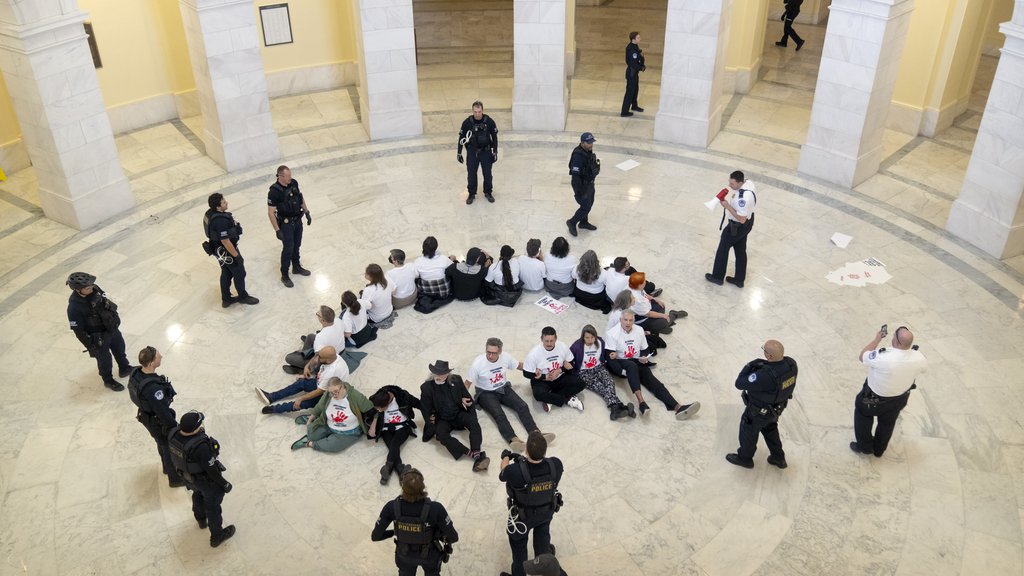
left=880, top=324, right=888, bottom=337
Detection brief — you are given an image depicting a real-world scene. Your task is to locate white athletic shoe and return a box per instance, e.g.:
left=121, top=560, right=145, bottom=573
left=567, top=396, right=585, bottom=412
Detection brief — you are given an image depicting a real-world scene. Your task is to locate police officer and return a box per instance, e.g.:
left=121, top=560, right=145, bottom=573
left=726, top=340, right=797, bottom=469
left=267, top=165, right=312, bottom=288
left=620, top=31, right=645, bottom=117
left=851, top=325, right=927, bottom=457
left=168, top=411, right=236, bottom=547
left=371, top=468, right=459, bottom=576
left=775, top=0, right=805, bottom=51
left=499, top=430, right=564, bottom=576
left=66, top=272, right=132, bottom=391
left=705, top=170, right=756, bottom=288
left=566, top=132, right=600, bottom=237
left=457, top=101, right=499, bottom=205
left=128, top=346, right=183, bottom=487
left=205, top=193, right=259, bottom=308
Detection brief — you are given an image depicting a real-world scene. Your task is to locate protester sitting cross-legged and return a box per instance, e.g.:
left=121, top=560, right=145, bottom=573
left=518, top=238, right=546, bottom=293
left=523, top=327, right=587, bottom=413
left=446, top=247, right=492, bottom=301
left=543, top=237, right=576, bottom=299
left=572, top=249, right=611, bottom=313
left=340, top=290, right=378, bottom=348
left=386, top=249, right=418, bottom=310
left=628, top=272, right=685, bottom=336
left=414, top=236, right=457, bottom=313
left=569, top=324, right=635, bottom=420
left=361, top=263, right=396, bottom=329
left=418, top=360, right=491, bottom=472
left=366, top=385, right=421, bottom=485
left=282, top=304, right=345, bottom=375
left=290, top=377, right=372, bottom=452
left=482, top=245, right=524, bottom=307
left=257, top=346, right=348, bottom=414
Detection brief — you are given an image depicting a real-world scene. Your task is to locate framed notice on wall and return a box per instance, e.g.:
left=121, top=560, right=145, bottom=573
left=259, top=3, right=293, bottom=47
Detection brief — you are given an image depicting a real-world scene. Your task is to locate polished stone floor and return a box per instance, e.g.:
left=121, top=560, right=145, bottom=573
left=1, top=4, right=1023, bottom=576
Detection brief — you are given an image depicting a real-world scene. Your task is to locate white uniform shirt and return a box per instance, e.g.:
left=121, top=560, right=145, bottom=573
left=544, top=254, right=577, bottom=284
left=605, top=324, right=648, bottom=359
left=523, top=341, right=574, bottom=379
left=362, top=283, right=395, bottom=323
left=326, top=396, right=360, bottom=432
left=518, top=256, right=546, bottom=291
left=316, top=360, right=351, bottom=391
left=342, top=300, right=370, bottom=335
left=466, top=351, right=519, bottom=392
left=486, top=259, right=521, bottom=284
left=862, top=347, right=928, bottom=397
left=312, top=322, right=346, bottom=353
left=572, top=266, right=608, bottom=294
left=726, top=181, right=757, bottom=223
left=386, top=265, right=417, bottom=299
left=605, top=269, right=630, bottom=301
left=414, top=253, right=450, bottom=281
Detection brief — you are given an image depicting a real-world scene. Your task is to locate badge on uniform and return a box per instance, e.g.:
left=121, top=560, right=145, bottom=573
left=738, top=200, right=746, bottom=207
left=868, top=351, right=877, bottom=360
left=154, top=390, right=165, bottom=401
left=748, top=373, right=757, bottom=382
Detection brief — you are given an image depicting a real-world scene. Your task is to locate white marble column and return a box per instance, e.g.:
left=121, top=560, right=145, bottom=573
left=352, top=0, right=422, bottom=140
left=947, top=12, right=1024, bottom=259
left=653, top=0, right=732, bottom=147
left=512, top=0, right=568, bottom=131
left=797, top=0, right=915, bottom=188
left=0, top=0, right=134, bottom=230
left=178, top=0, right=279, bottom=171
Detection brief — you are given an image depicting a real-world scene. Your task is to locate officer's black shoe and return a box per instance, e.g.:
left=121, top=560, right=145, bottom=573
left=281, top=275, right=294, bottom=288
left=796, top=39, right=805, bottom=51
left=292, top=266, right=311, bottom=276
left=566, top=219, right=578, bottom=237
left=221, top=297, right=236, bottom=308
left=197, top=516, right=208, bottom=529
left=620, top=112, right=634, bottom=117
left=466, top=195, right=475, bottom=205
left=485, top=193, right=495, bottom=203
left=726, top=453, right=754, bottom=469
left=103, top=379, right=125, bottom=392
left=238, top=295, right=259, bottom=305
left=169, top=477, right=186, bottom=488
left=579, top=222, right=597, bottom=231
left=849, top=441, right=870, bottom=455
left=379, top=461, right=394, bottom=485
left=210, top=525, right=236, bottom=548
left=704, top=273, right=724, bottom=286
left=725, top=276, right=744, bottom=288
left=767, top=455, right=789, bottom=469
left=118, top=365, right=136, bottom=379
left=632, top=106, right=644, bottom=112
left=281, top=364, right=302, bottom=375
left=775, top=41, right=787, bottom=47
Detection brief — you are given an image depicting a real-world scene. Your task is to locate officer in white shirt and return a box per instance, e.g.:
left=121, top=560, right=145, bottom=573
left=522, top=327, right=586, bottom=412
left=851, top=325, right=927, bottom=457
left=706, top=170, right=756, bottom=288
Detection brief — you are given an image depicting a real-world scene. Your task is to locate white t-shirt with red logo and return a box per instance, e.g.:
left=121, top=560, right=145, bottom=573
left=523, top=341, right=574, bottom=379
left=326, top=396, right=360, bottom=433
left=382, top=398, right=408, bottom=426
left=579, top=342, right=604, bottom=370
left=604, top=324, right=648, bottom=359
left=467, top=351, right=518, bottom=392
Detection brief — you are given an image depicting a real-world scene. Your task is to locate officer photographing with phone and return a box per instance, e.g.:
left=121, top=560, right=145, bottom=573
left=726, top=340, right=797, bottom=469
left=128, top=346, right=183, bottom=487
left=499, top=430, right=564, bottom=576
left=372, top=468, right=459, bottom=576
left=168, top=411, right=236, bottom=548
left=66, top=272, right=133, bottom=392
left=267, top=165, right=312, bottom=288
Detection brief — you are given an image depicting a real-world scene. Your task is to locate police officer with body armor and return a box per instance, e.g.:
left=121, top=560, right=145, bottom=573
left=620, top=31, right=645, bottom=117
left=726, top=340, right=797, bottom=469
left=128, top=346, right=183, bottom=487
left=499, top=430, right=564, bottom=576
left=457, top=101, right=499, bottom=205
left=566, top=132, right=600, bottom=237
left=267, top=165, right=312, bottom=288
left=706, top=170, right=756, bottom=288
left=66, top=272, right=133, bottom=392
left=204, top=193, right=259, bottom=308
left=372, top=468, right=459, bottom=576
left=168, top=411, right=236, bottom=548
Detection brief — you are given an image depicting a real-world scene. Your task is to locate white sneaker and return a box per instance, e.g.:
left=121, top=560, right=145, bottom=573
left=675, top=402, right=701, bottom=420
left=255, top=387, right=270, bottom=405
left=567, top=396, right=585, bottom=412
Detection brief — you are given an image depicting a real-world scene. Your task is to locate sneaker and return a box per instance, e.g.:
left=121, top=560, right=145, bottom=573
left=238, top=295, right=259, bottom=305
left=282, top=364, right=302, bottom=375
left=675, top=402, right=701, bottom=420
left=255, top=387, right=270, bottom=405
left=638, top=402, right=650, bottom=416
left=541, top=432, right=556, bottom=444
left=294, top=414, right=310, bottom=425
left=625, top=402, right=636, bottom=418
left=725, top=276, right=744, bottom=288
left=291, top=436, right=309, bottom=451
left=472, top=452, right=490, bottom=472
left=767, top=455, right=788, bottom=469
left=261, top=406, right=273, bottom=415
left=292, top=266, right=311, bottom=276
left=566, top=219, right=577, bottom=237
left=210, top=525, right=236, bottom=547
left=103, top=380, right=125, bottom=392
left=726, top=453, right=754, bottom=469
left=466, top=195, right=475, bottom=205
left=609, top=403, right=627, bottom=420
left=649, top=288, right=663, bottom=298
left=704, top=273, right=724, bottom=286
left=118, top=365, right=136, bottom=378
left=542, top=402, right=551, bottom=413
left=379, top=461, right=394, bottom=485
left=221, top=297, right=236, bottom=308
left=669, top=309, right=688, bottom=320
left=484, top=193, right=495, bottom=203
left=579, top=222, right=597, bottom=231
left=281, top=276, right=294, bottom=288
left=567, top=396, right=585, bottom=412
left=509, top=437, right=527, bottom=454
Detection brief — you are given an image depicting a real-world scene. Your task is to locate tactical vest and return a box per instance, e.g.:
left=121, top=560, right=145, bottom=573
left=128, top=369, right=170, bottom=429
left=393, top=498, right=435, bottom=558
left=167, top=430, right=211, bottom=484
left=80, top=289, right=119, bottom=332
left=756, top=358, right=797, bottom=411
left=271, top=182, right=303, bottom=218
left=510, top=460, right=558, bottom=511
left=203, top=211, right=235, bottom=243
left=471, top=118, right=491, bottom=149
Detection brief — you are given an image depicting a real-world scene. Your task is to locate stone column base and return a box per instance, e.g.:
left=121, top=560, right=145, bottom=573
left=798, top=140, right=883, bottom=189
left=512, top=101, right=567, bottom=131
left=948, top=198, right=1024, bottom=259
left=38, top=178, right=134, bottom=230
left=204, top=130, right=281, bottom=173
left=365, top=107, right=424, bottom=140
left=654, top=104, right=725, bottom=148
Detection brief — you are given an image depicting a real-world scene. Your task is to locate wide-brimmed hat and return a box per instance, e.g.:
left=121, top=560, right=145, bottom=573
left=428, top=360, right=452, bottom=375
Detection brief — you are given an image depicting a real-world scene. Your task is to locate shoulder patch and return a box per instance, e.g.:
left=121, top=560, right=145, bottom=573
left=868, top=351, right=877, bottom=360
left=154, top=390, right=165, bottom=401
left=748, top=373, right=757, bottom=382
left=738, top=199, right=746, bottom=208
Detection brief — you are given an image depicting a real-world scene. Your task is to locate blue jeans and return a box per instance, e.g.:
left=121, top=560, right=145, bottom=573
left=266, top=377, right=319, bottom=413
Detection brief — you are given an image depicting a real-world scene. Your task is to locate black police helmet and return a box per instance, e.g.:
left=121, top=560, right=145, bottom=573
left=66, top=272, right=96, bottom=290
left=180, top=411, right=205, bottom=433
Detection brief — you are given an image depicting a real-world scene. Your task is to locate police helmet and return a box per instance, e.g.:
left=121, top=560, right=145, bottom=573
left=66, top=272, right=96, bottom=290
left=180, top=411, right=205, bottom=433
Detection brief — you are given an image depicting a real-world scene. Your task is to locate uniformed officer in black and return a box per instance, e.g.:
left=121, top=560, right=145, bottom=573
left=726, top=340, right=797, bottom=469
left=205, top=193, right=259, bottom=308
left=566, top=132, right=600, bottom=237
left=168, top=411, right=236, bottom=547
left=66, top=272, right=132, bottom=391
left=267, top=165, right=312, bottom=288
left=457, top=101, right=499, bottom=205
left=128, top=346, right=183, bottom=487
left=372, top=468, right=459, bottom=576
left=499, top=430, right=564, bottom=576
left=775, top=0, right=805, bottom=51
left=621, top=31, right=645, bottom=117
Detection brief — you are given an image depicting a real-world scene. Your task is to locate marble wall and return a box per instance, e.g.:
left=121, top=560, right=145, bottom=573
left=512, top=0, right=568, bottom=131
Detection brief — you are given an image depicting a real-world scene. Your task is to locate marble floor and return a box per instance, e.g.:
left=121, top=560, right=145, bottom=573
left=2, top=5, right=1024, bottom=576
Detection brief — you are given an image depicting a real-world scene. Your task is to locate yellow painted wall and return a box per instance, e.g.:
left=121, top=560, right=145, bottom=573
left=892, top=0, right=953, bottom=110
left=983, top=0, right=1014, bottom=54
left=255, top=0, right=357, bottom=73
left=0, top=74, right=19, bottom=145
left=939, top=0, right=990, bottom=109
left=726, top=0, right=769, bottom=72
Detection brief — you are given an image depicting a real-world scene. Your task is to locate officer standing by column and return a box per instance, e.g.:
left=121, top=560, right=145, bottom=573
left=726, top=340, right=797, bottom=469
left=499, top=430, right=564, bottom=576
left=66, top=272, right=133, bottom=392
left=851, top=325, right=927, bottom=457
left=168, top=411, right=236, bottom=548
left=205, top=193, right=259, bottom=308
left=267, top=165, right=312, bottom=288
left=620, top=31, right=645, bottom=117
left=371, top=468, right=459, bottom=576
left=566, top=132, right=600, bottom=237
left=457, top=101, right=499, bottom=205
left=128, top=346, right=183, bottom=487
left=705, top=170, right=756, bottom=288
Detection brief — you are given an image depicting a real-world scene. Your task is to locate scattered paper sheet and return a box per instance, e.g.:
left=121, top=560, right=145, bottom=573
left=535, top=295, right=569, bottom=315
left=616, top=159, right=640, bottom=171
left=830, top=232, right=853, bottom=249
left=704, top=198, right=720, bottom=211
left=826, top=257, right=892, bottom=287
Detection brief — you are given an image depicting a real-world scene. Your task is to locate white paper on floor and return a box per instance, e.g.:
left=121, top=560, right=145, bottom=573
left=535, top=295, right=569, bottom=315
left=616, top=159, right=640, bottom=171
left=830, top=232, right=853, bottom=249
left=826, top=257, right=892, bottom=287
left=704, top=198, right=720, bottom=211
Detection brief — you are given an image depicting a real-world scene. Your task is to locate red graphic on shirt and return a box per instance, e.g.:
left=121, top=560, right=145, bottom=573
left=584, top=355, right=598, bottom=369
left=548, top=360, right=561, bottom=373
left=489, top=370, right=505, bottom=385
left=331, top=410, right=349, bottom=424
left=624, top=344, right=637, bottom=358
left=387, top=413, right=403, bottom=424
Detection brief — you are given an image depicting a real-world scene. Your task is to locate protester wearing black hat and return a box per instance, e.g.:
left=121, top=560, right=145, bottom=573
left=418, top=360, right=490, bottom=472
left=445, top=247, right=493, bottom=301
left=66, top=272, right=133, bottom=391
left=566, top=133, right=600, bottom=237
left=167, top=411, right=236, bottom=547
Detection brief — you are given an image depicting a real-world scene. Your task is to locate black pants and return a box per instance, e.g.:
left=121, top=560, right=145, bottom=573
left=434, top=411, right=483, bottom=459
left=396, top=551, right=443, bottom=576
left=621, top=69, right=639, bottom=115
left=476, top=387, right=538, bottom=442
left=605, top=358, right=677, bottom=410
left=508, top=513, right=554, bottom=576
left=190, top=480, right=226, bottom=537
left=278, top=218, right=304, bottom=276
left=219, top=253, right=249, bottom=301
left=467, top=147, right=494, bottom=195
left=530, top=373, right=586, bottom=407
left=382, top=426, right=414, bottom=468
left=92, top=330, right=129, bottom=381
left=142, top=421, right=181, bottom=480
left=637, top=300, right=670, bottom=334
left=569, top=182, right=595, bottom=225
left=711, top=222, right=751, bottom=283
left=736, top=407, right=784, bottom=462
left=780, top=16, right=803, bottom=46
left=853, top=382, right=910, bottom=456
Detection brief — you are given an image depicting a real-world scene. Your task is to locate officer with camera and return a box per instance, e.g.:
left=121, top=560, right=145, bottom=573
left=204, top=193, right=259, bottom=308
left=499, top=430, right=564, bottom=576
left=66, top=272, right=133, bottom=392
left=372, top=468, right=459, bottom=576
left=566, top=132, right=600, bottom=237
left=457, top=101, right=499, bottom=205
left=267, top=165, right=312, bottom=288
left=726, top=340, right=797, bottom=469
left=168, top=411, right=236, bottom=548
left=128, top=346, right=183, bottom=487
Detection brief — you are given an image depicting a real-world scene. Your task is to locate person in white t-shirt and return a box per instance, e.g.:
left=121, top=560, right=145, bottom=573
left=706, top=170, right=756, bottom=288
left=366, top=385, right=421, bottom=484
left=522, top=327, right=586, bottom=412
left=290, top=378, right=372, bottom=452
left=517, top=238, right=546, bottom=292
left=627, top=271, right=686, bottom=338
left=852, top=325, right=927, bottom=457
left=466, top=337, right=554, bottom=453
left=283, top=305, right=346, bottom=374
left=362, top=263, right=396, bottom=328
left=414, top=236, right=457, bottom=302
left=568, top=324, right=635, bottom=420
left=257, top=346, right=350, bottom=414
left=604, top=256, right=661, bottom=302
left=543, top=237, right=577, bottom=298
left=341, top=291, right=377, bottom=348
left=386, top=249, right=418, bottom=309
left=605, top=311, right=700, bottom=420
left=482, top=245, right=523, bottom=307
left=572, top=249, right=611, bottom=312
